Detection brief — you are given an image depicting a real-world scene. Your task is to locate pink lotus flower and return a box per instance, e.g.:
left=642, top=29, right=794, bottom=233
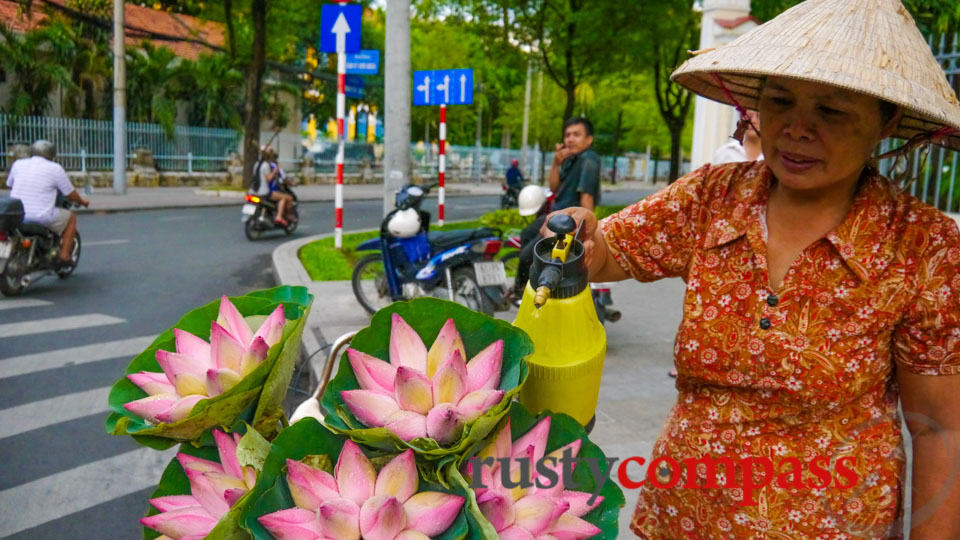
left=342, top=315, right=505, bottom=443
left=258, top=440, right=464, bottom=540
left=124, top=297, right=286, bottom=424
left=141, top=429, right=256, bottom=539
left=462, top=418, right=603, bottom=540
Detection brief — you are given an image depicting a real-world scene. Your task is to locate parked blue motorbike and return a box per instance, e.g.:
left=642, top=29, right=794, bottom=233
left=351, top=183, right=509, bottom=315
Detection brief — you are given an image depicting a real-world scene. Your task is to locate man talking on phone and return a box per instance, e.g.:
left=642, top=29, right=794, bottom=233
left=511, top=117, right=601, bottom=301
left=549, top=117, right=601, bottom=211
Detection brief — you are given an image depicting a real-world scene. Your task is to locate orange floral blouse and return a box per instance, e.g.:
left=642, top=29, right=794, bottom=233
left=600, top=161, right=960, bottom=540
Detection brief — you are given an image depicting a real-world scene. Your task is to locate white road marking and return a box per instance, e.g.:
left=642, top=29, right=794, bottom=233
left=84, top=239, right=130, bottom=246
left=0, top=386, right=111, bottom=439
left=0, top=298, right=52, bottom=311
left=0, top=314, right=125, bottom=339
left=0, top=336, right=155, bottom=377
left=0, top=447, right=176, bottom=537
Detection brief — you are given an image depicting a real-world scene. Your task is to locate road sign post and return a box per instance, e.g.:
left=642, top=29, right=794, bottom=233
left=438, top=104, right=446, bottom=225
left=413, top=68, right=474, bottom=224
left=321, top=2, right=361, bottom=248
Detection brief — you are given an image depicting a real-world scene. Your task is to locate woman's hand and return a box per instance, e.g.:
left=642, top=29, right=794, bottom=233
left=539, top=207, right=601, bottom=272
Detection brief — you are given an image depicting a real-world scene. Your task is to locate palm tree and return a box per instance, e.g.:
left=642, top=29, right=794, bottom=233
left=0, top=22, right=76, bottom=117
left=183, top=53, right=244, bottom=129
left=125, top=41, right=186, bottom=137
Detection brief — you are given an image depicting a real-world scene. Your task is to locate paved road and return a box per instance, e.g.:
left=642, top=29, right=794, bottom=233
left=0, top=189, right=654, bottom=538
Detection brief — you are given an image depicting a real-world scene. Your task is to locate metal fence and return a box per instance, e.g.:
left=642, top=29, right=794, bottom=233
left=0, top=115, right=239, bottom=172
left=877, top=33, right=960, bottom=213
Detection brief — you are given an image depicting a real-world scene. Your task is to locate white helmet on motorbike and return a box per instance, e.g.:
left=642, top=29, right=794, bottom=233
left=387, top=208, right=422, bottom=238
left=518, top=185, right=547, bottom=216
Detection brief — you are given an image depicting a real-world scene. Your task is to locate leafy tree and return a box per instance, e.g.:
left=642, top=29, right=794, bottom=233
left=182, top=53, right=244, bottom=129
left=125, top=41, right=185, bottom=136
left=0, top=22, right=75, bottom=116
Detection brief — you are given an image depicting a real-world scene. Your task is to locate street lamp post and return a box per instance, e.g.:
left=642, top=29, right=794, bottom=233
left=113, top=0, right=126, bottom=195
left=383, top=0, right=412, bottom=216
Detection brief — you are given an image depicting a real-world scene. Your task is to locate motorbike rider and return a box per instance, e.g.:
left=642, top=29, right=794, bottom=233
left=252, top=145, right=294, bottom=226
left=510, top=184, right=550, bottom=299
left=5, top=140, right=89, bottom=267
left=505, top=158, right=524, bottom=193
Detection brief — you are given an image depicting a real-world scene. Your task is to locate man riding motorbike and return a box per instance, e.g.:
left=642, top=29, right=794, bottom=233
left=5, top=140, right=89, bottom=268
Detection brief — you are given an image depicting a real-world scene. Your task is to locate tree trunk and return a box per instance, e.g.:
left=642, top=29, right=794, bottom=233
left=611, top=108, right=623, bottom=184
left=241, top=0, right=267, bottom=188
left=668, top=123, right=682, bottom=183
left=224, top=0, right=237, bottom=60
left=563, top=83, right=576, bottom=121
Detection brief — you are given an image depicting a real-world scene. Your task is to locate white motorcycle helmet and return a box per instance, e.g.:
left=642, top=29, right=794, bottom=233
left=387, top=208, right=422, bottom=238
left=518, top=185, right=547, bottom=217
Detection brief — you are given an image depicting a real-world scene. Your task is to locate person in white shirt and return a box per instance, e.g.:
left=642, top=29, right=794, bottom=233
left=251, top=145, right=293, bottom=226
left=711, top=110, right=764, bottom=164
left=6, top=140, right=89, bottom=266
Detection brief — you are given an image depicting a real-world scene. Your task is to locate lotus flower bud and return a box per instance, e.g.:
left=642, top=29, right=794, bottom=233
left=425, top=403, right=465, bottom=444
left=359, top=495, right=407, bottom=540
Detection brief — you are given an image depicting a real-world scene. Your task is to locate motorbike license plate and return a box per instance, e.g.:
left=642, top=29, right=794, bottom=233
left=0, top=241, right=10, bottom=259
left=242, top=204, right=256, bottom=215
left=474, top=261, right=507, bottom=287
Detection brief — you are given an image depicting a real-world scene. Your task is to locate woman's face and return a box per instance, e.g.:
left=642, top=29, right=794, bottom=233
left=758, top=76, right=900, bottom=194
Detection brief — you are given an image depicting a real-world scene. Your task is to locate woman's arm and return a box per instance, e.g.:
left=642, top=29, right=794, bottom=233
left=539, top=207, right=629, bottom=282
left=897, top=370, right=960, bottom=539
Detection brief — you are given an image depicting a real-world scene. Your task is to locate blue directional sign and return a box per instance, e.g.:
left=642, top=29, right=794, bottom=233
left=345, top=75, right=365, bottom=99
left=320, top=4, right=361, bottom=53
left=346, top=50, right=380, bottom=75
left=413, top=69, right=474, bottom=106
left=448, top=68, right=474, bottom=105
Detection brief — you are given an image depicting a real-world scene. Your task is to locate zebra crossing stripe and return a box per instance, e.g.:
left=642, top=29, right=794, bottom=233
left=0, top=298, right=52, bottom=311
left=0, top=386, right=110, bottom=439
left=0, top=446, right=176, bottom=537
left=0, top=336, right=155, bottom=378
left=0, top=314, right=125, bottom=339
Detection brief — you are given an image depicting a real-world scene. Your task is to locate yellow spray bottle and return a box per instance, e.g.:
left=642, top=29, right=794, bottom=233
left=514, top=215, right=606, bottom=430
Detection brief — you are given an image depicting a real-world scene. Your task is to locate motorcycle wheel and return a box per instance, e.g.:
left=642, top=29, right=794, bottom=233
left=352, top=253, right=394, bottom=315
left=0, top=247, right=28, bottom=297
left=448, top=266, right=493, bottom=316
left=284, top=210, right=299, bottom=235
left=56, top=231, right=81, bottom=278
left=244, top=214, right=262, bottom=241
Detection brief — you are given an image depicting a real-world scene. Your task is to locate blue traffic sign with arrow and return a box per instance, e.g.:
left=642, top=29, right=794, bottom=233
left=413, top=69, right=474, bottom=106
left=320, top=4, right=361, bottom=53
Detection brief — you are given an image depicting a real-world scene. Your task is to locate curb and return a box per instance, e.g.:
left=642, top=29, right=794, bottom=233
left=272, top=232, right=331, bottom=381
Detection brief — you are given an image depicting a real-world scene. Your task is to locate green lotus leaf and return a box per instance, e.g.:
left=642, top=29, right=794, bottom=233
left=239, top=418, right=469, bottom=540
left=320, top=298, right=532, bottom=460
left=448, top=403, right=626, bottom=540
left=106, top=286, right=313, bottom=449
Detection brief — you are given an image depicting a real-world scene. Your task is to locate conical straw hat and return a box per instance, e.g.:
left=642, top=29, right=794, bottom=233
left=672, top=0, right=960, bottom=151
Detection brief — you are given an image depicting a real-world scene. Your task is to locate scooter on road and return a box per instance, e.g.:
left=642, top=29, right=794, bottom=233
left=0, top=195, right=82, bottom=296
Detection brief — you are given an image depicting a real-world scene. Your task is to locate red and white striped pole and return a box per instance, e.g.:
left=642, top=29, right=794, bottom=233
left=334, top=29, right=346, bottom=248
left=438, top=104, right=446, bottom=226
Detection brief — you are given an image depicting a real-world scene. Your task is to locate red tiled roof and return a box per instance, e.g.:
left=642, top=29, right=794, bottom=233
left=0, top=1, right=49, bottom=33
left=0, top=0, right=225, bottom=60
left=715, top=15, right=762, bottom=29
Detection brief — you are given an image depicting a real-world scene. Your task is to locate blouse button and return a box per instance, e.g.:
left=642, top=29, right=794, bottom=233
left=766, top=294, right=779, bottom=307
left=759, top=317, right=772, bottom=330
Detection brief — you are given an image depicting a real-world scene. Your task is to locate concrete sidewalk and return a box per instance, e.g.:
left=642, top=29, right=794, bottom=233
left=30, top=179, right=656, bottom=213
left=271, top=229, right=684, bottom=538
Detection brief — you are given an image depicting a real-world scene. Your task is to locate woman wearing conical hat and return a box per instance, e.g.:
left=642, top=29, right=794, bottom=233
left=546, top=0, right=960, bottom=537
